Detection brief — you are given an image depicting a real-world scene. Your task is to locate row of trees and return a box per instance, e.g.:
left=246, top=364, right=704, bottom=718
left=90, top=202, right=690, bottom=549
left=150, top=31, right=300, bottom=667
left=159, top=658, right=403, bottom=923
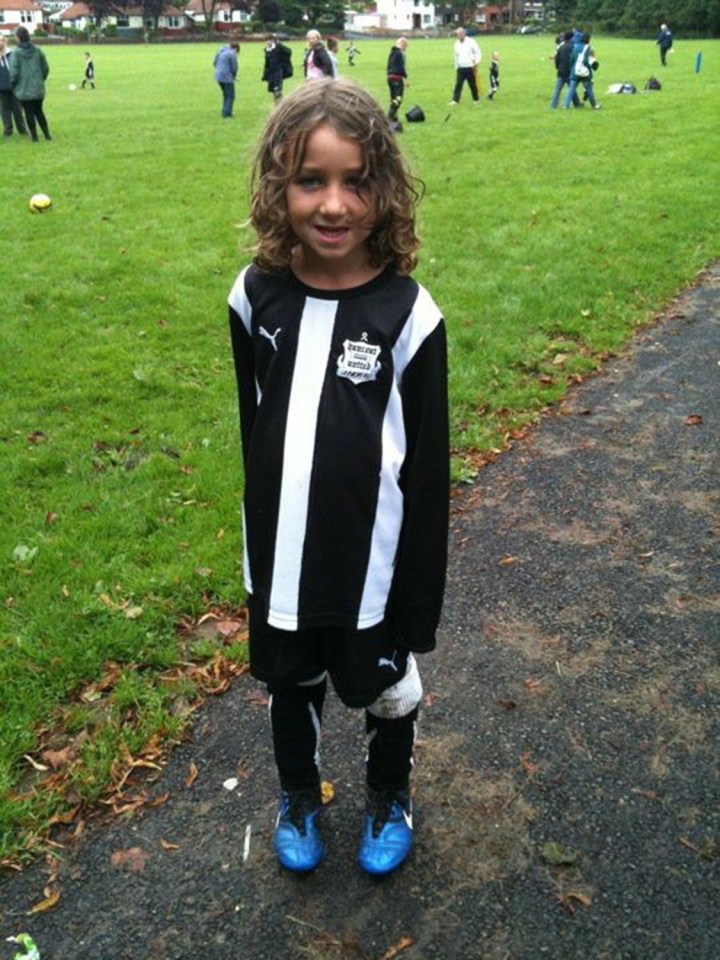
left=532, top=0, right=720, bottom=35
left=80, top=0, right=345, bottom=34
left=76, top=0, right=720, bottom=36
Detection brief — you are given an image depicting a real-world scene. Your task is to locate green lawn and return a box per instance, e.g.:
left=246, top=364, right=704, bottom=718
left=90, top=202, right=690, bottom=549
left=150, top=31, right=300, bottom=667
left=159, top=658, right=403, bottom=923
left=1, top=35, right=718, bottom=860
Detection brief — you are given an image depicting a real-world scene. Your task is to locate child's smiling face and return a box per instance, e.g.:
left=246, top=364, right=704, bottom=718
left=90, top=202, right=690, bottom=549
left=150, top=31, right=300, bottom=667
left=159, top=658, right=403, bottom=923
left=286, top=123, right=378, bottom=289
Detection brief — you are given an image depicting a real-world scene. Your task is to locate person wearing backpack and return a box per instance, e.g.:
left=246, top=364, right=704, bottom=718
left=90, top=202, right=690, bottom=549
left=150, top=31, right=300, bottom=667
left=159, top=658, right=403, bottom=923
left=564, top=32, right=600, bottom=110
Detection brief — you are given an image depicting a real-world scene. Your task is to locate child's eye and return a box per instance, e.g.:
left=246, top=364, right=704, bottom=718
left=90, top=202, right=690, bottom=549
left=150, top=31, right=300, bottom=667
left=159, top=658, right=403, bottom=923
left=296, top=176, right=322, bottom=189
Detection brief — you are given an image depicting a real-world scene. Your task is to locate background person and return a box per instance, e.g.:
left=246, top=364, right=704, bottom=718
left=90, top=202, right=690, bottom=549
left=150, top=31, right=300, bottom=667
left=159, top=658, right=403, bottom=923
left=449, top=27, right=481, bottom=105
left=386, top=36, right=408, bottom=129
left=564, top=32, right=600, bottom=110
left=656, top=23, right=673, bottom=66
left=550, top=30, right=580, bottom=108
left=229, top=78, right=449, bottom=878
left=346, top=42, right=360, bottom=67
left=487, top=50, right=500, bottom=100
left=303, top=30, right=334, bottom=80
left=213, top=41, right=239, bottom=118
left=9, top=26, right=51, bottom=142
left=81, top=51, right=95, bottom=89
left=262, top=34, right=291, bottom=102
left=327, top=37, right=340, bottom=77
left=0, top=36, right=28, bottom=136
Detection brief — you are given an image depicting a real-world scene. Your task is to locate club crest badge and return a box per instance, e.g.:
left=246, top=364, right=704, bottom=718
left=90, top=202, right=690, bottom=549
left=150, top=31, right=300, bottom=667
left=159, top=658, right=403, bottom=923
left=336, top=333, right=381, bottom=385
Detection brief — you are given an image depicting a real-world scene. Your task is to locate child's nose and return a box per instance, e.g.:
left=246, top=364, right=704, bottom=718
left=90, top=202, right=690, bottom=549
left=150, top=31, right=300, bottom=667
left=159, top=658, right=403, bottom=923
left=320, top=183, right=346, bottom=216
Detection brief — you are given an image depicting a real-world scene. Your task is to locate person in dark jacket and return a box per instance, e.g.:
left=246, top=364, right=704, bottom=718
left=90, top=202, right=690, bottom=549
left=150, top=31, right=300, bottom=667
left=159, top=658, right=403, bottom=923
left=386, top=36, right=408, bottom=128
left=550, top=30, right=580, bottom=108
left=656, top=23, right=673, bottom=66
left=0, top=36, right=28, bottom=136
left=8, top=27, right=51, bottom=142
left=262, top=35, right=292, bottom=102
left=303, top=30, right=334, bottom=80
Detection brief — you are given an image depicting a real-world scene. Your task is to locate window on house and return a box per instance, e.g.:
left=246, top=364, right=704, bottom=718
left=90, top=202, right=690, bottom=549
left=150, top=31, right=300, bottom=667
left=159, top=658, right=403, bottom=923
left=116, top=15, right=129, bottom=26
left=21, top=11, right=33, bottom=22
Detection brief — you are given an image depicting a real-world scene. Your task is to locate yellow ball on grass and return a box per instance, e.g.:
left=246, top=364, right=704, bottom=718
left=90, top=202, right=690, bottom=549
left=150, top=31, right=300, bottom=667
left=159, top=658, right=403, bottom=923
left=29, top=193, right=52, bottom=213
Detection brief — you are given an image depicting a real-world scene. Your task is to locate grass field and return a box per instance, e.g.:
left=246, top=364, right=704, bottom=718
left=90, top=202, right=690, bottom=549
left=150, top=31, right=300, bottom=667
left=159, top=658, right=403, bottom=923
left=1, top=35, right=718, bottom=860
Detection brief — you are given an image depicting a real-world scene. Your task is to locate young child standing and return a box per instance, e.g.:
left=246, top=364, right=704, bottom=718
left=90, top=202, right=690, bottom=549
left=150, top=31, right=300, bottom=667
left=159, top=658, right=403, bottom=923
left=488, top=51, right=500, bottom=99
left=81, top=52, right=95, bottom=89
left=228, top=78, right=449, bottom=876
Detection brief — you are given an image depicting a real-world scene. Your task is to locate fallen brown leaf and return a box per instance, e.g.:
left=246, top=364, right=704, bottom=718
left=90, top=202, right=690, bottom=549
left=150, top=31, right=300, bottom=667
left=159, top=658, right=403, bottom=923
left=41, top=746, right=77, bottom=770
left=110, top=847, right=150, bottom=873
left=185, top=762, right=199, bottom=788
left=684, top=414, right=703, bottom=426
left=379, top=936, right=414, bottom=960
left=27, top=889, right=61, bottom=914
left=160, top=839, right=181, bottom=851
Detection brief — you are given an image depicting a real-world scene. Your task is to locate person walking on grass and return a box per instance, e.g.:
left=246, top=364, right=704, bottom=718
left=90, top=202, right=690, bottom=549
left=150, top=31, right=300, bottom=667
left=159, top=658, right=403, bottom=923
left=564, top=32, right=600, bottom=110
left=228, top=78, right=449, bottom=877
left=449, top=26, right=481, bottom=105
left=303, top=30, right=334, bottom=80
left=0, top=36, right=28, bottom=136
left=9, top=26, right=51, bottom=142
left=81, top=52, right=95, bottom=89
left=213, top=41, right=239, bottom=118
left=386, top=36, right=408, bottom=129
left=487, top=50, right=500, bottom=100
left=550, top=30, right=580, bottom=108
left=656, top=23, right=673, bottom=66
left=262, top=34, right=292, bottom=103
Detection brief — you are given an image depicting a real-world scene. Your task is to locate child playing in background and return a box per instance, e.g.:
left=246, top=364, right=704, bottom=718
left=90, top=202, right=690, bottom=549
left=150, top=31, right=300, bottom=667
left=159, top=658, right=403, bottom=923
left=228, top=78, right=449, bottom=876
left=488, top=51, right=500, bottom=99
left=81, top=52, right=94, bottom=89
left=326, top=36, right=340, bottom=77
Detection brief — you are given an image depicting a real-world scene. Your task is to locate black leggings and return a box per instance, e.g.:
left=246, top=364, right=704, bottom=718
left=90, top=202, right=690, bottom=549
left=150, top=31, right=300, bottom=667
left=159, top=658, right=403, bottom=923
left=20, top=99, right=51, bottom=141
left=268, top=677, right=418, bottom=794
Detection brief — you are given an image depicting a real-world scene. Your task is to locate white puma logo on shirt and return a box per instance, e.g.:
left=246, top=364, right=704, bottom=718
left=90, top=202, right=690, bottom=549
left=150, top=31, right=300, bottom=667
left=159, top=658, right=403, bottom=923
left=259, top=326, right=281, bottom=351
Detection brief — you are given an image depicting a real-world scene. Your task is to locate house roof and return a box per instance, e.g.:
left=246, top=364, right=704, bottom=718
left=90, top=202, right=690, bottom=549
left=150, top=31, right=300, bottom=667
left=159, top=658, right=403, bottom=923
left=0, top=0, right=43, bottom=10
left=184, top=0, right=232, bottom=11
left=61, top=2, right=182, bottom=16
left=60, top=1, right=89, bottom=16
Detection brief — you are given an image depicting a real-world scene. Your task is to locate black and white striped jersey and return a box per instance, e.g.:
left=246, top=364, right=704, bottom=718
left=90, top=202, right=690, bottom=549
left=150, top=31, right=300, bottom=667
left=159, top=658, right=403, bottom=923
left=229, top=263, right=449, bottom=652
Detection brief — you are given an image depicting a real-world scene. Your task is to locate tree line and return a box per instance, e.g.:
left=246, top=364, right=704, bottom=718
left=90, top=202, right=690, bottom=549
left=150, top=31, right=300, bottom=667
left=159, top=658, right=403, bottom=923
left=539, top=0, right=719, bottom=36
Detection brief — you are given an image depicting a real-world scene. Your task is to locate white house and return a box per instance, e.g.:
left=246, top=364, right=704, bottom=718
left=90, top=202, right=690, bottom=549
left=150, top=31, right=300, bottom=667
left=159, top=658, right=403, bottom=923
left=0, top=0, right=44, bottom=35
left=184, top=0, right=252, bottom=31
left=60, top=2, right=187, bottom=33
left=345, top=0, right=436, bottom=33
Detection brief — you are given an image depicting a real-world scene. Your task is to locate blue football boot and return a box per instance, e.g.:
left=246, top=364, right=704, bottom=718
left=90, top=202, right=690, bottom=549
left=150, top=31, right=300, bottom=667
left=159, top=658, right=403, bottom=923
left=273, top=788, right=325, bottom=872
left=357, top=788, right=413, bottom=876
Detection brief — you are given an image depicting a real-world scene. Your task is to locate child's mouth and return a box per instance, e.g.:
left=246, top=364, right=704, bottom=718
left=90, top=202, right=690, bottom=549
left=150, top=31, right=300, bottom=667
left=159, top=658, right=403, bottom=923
left=315, top=225, right=348, bottom=242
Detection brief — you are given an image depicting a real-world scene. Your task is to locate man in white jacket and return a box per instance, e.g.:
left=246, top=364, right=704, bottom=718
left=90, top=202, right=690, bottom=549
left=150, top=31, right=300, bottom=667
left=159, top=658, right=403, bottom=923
left=450, top=27, right=481, bottom=104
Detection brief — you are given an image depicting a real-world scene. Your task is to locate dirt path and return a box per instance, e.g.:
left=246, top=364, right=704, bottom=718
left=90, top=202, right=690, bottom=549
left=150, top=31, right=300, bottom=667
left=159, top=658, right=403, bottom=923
left=1, top=266, right=718, bottom=960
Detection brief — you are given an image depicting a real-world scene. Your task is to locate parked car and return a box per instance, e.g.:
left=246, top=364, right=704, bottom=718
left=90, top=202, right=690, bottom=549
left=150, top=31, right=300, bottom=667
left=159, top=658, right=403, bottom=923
left=516, top=24, right=543, bottom=34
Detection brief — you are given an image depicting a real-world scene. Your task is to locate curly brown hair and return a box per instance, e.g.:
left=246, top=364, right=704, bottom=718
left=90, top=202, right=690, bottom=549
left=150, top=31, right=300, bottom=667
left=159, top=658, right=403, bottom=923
left=250, top=78, right=422, bottom=275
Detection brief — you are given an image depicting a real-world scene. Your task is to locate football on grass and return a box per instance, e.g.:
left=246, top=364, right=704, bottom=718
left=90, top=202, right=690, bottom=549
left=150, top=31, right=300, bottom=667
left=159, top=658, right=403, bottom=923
left=29, top=193, right=52, bottom=213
